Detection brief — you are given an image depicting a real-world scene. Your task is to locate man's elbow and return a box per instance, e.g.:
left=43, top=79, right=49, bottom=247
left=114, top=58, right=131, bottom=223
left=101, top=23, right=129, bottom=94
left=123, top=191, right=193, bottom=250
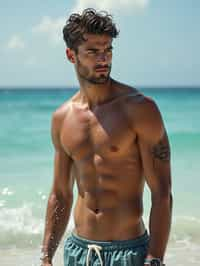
left=152, top=190, right=173, bottom=207
left=48, top=190, right=73, bottom=207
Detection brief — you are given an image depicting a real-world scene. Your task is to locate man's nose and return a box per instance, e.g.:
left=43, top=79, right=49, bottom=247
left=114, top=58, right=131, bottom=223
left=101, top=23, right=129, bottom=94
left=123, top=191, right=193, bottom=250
left=97, top=52, right=108, bottom=62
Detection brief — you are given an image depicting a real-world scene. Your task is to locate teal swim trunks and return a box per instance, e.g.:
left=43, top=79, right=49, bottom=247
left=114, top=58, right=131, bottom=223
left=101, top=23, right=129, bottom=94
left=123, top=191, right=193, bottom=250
left=64, top=231, right=149, bottom=265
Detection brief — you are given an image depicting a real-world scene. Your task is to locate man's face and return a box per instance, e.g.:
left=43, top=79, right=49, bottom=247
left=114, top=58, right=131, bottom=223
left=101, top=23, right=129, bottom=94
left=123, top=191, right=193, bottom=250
left=70, top=34, right=113, bottom=84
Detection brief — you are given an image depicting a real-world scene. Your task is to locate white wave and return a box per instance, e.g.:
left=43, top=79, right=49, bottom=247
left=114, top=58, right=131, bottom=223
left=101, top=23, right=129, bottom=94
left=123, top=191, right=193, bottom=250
left=0, top=204, right=74, bottom=248
left=0, top=200, right=6, bottom=207
left=1, top=187, right=14, bottom=196
left=169, top=216, right=200, bottom=246
left=0, top=204, right=43, bottom=235
left=143, top=214, right=200, bottom=246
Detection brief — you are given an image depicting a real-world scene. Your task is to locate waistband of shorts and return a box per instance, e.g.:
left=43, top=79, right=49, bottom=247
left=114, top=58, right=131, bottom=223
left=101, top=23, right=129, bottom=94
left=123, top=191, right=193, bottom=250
left=69, top=230, right=149, bottom=251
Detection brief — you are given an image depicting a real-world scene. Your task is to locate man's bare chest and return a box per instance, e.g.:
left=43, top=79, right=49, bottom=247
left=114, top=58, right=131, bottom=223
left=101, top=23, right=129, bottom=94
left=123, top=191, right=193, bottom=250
left=60, top=105, right=136, bottom=160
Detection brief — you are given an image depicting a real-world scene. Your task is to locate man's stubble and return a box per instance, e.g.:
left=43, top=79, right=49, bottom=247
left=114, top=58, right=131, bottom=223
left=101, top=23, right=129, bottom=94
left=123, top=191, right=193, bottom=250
left=76, top=57, right=112, bottom=85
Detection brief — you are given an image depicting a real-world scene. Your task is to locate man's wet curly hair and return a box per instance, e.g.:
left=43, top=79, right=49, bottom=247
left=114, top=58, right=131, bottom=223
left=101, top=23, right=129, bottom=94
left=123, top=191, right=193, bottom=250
left=63, top=8, right=119, bottom=52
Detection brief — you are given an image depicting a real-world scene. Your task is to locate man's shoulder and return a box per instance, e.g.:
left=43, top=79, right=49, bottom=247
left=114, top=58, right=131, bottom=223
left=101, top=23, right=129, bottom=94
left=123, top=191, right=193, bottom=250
left=113, top=81, right=160, bottom=120
left=124, top=90, right=163, bottom=133
left=52, top=101, right=70, bottom=126
left=51, top=92, right=80, bottom=130
left=122, top=87, right=158, bottom=115
left=54, top=90, right=80, bottom=114
left=112, top=80, right=160, bottom=115
left=112, top=81, right=143, bottom=104
left=133, top=94, right=160, bottom=115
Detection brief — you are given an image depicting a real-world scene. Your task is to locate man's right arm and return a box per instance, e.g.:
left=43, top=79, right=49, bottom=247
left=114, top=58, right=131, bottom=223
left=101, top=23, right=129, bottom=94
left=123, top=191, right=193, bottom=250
left=41, top=109, right=74, bottom=265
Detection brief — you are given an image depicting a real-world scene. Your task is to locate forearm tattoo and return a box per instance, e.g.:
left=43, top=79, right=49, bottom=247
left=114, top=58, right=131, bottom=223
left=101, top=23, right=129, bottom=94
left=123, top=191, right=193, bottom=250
left=151, top=139, right=170, bottom=161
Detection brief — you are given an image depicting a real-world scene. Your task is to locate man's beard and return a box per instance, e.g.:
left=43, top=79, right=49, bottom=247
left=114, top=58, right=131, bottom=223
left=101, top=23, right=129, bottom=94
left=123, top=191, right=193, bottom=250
left=77, top=58, right=111, bottom=84
left=86, top=70, right=111, bottom=84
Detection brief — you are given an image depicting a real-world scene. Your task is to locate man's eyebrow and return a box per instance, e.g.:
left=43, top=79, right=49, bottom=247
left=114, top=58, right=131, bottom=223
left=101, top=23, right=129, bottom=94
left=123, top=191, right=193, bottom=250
left=86, top=45, right=113, bottom=51
left=86, top=48, right=98, bottom=51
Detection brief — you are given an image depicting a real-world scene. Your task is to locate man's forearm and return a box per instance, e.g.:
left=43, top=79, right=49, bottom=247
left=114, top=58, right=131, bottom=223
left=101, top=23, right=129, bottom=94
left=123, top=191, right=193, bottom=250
left=146, top=193, right=173, bottom=261
left=41, top=192, right=73, bottom=263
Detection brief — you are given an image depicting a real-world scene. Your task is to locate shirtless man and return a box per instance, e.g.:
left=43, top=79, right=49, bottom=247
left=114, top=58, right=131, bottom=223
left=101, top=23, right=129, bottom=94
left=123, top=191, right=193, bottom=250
left=41, top=8, right=172, bottom=266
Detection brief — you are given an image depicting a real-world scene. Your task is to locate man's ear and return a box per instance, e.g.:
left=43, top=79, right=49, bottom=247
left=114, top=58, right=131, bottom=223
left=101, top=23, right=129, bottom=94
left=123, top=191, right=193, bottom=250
left=66, top=48, right=75, bottom=63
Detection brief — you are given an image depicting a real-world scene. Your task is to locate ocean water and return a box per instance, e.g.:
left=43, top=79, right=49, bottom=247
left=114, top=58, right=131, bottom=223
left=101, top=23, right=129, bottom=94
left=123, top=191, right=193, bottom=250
left=0, top=87, right=200, bottom=265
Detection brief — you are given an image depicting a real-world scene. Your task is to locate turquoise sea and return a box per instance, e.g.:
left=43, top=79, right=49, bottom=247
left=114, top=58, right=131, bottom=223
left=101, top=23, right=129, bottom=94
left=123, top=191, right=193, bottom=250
left=0, top=87, right=200, bottom=265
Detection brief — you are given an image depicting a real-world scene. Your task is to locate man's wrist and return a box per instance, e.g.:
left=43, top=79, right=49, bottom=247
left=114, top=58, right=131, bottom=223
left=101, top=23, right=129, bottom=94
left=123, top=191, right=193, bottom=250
left=144, top=258, right=165, bottom=266
left=40, top=251, right=52, bottom=263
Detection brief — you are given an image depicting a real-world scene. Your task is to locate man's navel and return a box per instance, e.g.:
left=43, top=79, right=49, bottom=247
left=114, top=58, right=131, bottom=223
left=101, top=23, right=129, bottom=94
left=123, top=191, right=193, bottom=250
left=110, top=145, right=119, bottom=152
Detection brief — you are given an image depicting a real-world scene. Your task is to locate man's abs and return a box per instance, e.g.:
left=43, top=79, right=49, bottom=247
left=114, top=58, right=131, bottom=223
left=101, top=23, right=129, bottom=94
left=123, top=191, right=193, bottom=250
left=72, top=186, right=146, bottom=241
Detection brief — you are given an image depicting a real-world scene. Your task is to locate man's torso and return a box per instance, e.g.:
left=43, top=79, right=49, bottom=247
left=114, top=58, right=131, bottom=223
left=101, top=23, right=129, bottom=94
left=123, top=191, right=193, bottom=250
left=58, top=84, right=147, bottom=240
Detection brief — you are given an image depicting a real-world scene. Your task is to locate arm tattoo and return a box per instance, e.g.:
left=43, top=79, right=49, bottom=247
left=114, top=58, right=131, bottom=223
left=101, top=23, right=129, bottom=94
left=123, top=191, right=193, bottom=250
left=151, top=140, right=170, bottom=161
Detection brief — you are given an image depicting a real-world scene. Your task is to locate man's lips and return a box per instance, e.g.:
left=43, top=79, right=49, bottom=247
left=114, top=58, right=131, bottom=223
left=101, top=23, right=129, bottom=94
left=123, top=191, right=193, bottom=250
left=95, top=67, right=109, bottom=72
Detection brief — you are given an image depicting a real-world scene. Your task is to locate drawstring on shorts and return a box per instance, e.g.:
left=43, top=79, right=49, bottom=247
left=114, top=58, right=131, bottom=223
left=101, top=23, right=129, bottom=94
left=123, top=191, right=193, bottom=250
left=86, top=244, right=103, bottom=266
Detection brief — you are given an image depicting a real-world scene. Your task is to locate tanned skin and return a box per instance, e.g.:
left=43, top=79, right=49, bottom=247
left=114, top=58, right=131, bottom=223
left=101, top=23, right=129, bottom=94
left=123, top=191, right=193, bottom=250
left=41, top=34, right=172, bottom=266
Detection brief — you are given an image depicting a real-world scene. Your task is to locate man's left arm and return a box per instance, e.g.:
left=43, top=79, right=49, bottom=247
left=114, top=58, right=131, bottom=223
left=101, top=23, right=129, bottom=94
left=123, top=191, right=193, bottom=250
left=135, top=97, right=173, bottom=264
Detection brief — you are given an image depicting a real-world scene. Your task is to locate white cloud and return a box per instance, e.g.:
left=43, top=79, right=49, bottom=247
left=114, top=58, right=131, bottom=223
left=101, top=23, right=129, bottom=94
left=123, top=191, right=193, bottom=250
left=32, top=16, right=65, bottom=45
left=31, top=0, right=149, bottom=46
left=72, top=0, right=149, bottom=12
left=7, top=34, right=25, bottom=49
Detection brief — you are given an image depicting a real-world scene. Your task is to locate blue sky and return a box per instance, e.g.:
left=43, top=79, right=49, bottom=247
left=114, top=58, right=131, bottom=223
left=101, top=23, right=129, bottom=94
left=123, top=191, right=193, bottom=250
left=0, top=0, right=200, bottom=88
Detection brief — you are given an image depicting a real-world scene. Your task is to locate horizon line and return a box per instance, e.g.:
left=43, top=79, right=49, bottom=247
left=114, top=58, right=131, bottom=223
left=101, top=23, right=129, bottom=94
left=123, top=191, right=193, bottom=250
left=1, top=85, right=200, bottom=90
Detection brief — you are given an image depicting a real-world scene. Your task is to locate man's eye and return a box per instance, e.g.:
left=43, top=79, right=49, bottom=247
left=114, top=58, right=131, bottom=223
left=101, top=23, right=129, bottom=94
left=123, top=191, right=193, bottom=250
left=107, top=47, right=113, bottom=52
left=88, top=50, right=96, bottom=54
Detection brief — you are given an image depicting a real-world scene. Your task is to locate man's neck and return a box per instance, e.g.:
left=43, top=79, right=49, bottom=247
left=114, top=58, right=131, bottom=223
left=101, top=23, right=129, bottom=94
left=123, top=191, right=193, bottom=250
left=79, top=78, right=113, bottom=109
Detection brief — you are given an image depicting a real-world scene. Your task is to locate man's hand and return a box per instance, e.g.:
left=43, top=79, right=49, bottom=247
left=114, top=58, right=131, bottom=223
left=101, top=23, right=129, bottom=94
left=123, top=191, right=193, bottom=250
left=40, top=260, right=52, bottom=266
left=40, top=255, right=52, bottom=266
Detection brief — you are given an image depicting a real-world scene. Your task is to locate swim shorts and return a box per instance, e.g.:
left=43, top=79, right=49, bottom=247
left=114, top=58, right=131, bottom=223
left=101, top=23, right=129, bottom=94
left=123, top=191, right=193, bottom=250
left=64, top=230, right=149, bottom=265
